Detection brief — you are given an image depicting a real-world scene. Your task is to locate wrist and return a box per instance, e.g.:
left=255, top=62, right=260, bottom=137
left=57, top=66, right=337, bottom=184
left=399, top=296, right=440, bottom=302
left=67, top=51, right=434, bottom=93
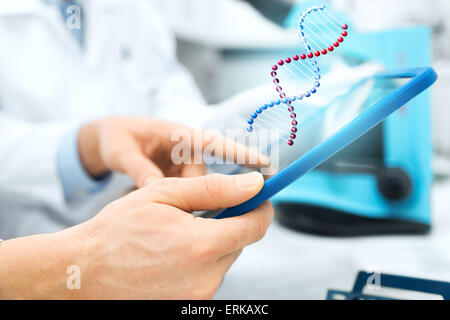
left=0, top=225, right=100, bottom=299
left=78, top=122, right=108, bottom=178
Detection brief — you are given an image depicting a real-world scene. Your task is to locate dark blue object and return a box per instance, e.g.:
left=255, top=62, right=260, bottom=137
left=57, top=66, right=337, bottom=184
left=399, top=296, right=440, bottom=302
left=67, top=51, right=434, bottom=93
left=215, top=67, right=437, bottom=219
left=327, top=271, right=450, bottom=300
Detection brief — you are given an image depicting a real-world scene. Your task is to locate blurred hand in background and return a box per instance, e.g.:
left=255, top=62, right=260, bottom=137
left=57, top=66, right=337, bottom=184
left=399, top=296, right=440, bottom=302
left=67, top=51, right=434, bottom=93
left=77, top=117, right=269, bottom=188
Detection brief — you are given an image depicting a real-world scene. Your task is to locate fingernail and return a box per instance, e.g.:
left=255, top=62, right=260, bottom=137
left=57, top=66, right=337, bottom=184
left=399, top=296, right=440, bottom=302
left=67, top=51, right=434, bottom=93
left=236, top=172, right=264, bottom=190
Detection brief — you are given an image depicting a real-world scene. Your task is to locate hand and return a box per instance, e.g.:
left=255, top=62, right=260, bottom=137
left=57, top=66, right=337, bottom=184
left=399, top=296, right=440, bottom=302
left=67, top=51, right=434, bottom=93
left=78, top=117, right=269, bottom=187
left=0, top=172, right=274, bottom=299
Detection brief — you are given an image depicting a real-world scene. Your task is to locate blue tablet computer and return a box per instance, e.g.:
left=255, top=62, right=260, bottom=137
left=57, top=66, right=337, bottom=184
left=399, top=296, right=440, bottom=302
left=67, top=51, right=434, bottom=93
left=215, top=67, right=437, bottom=219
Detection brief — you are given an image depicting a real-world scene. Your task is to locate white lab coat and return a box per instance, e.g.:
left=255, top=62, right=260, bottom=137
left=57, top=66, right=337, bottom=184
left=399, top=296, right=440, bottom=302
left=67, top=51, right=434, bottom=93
left=0, top=0, right=215, bottom=238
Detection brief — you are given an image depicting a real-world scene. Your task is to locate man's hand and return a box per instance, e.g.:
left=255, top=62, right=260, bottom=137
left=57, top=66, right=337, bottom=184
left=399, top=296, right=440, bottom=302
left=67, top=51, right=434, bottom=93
left=78, top=117, right=268, bottom=187
left=0, top=172, right=273, bottom=299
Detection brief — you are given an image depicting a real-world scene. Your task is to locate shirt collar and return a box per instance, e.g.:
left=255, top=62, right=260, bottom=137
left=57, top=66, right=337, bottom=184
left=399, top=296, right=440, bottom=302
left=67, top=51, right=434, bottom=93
left=0, top=0, right=80, bottom=16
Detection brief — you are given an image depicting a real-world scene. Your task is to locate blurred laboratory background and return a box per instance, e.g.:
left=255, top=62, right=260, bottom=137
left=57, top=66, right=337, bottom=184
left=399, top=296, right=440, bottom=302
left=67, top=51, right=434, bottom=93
left=152, top=0, right=450, bottom=299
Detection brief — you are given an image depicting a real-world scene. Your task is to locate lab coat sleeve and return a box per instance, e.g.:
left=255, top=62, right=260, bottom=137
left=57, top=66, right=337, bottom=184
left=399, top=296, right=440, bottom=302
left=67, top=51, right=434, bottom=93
left=0, top=113, right=75, bottom=211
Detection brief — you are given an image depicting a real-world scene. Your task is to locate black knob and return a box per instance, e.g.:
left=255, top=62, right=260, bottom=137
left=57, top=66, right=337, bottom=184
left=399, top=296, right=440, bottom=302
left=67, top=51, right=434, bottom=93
left=376, top=167, right=412, bottom=201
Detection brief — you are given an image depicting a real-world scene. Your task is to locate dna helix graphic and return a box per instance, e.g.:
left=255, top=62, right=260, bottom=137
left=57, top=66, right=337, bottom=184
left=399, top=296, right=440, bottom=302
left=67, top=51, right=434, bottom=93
left=245, top=5, right=349, bottom=147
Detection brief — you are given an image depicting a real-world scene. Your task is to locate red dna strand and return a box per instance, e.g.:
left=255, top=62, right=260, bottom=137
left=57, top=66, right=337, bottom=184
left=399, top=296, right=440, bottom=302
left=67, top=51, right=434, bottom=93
left=246, top=5, right=348, bottom=146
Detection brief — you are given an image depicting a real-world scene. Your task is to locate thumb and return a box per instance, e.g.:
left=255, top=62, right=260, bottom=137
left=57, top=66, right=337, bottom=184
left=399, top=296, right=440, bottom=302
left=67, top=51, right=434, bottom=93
left=144, top=172, right=264, bottom=212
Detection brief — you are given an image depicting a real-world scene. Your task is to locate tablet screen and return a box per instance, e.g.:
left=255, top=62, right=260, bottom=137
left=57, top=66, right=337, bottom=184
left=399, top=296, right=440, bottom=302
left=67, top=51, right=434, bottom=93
left=269, top=76, right=411, bottom=174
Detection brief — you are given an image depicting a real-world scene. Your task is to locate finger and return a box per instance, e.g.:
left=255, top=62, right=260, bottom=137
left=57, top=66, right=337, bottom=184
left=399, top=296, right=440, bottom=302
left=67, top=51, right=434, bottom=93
left=119, top=149, right=164, bottom=187
left=199, top=130, right=271, bottom=168
left=200, top=201, right=274, bottom=255
left=131, top=118, right=271, bottom=169
left=169, top=127, right=271, bottom=169
left=215, top=249, right=242, bottom=276
left=144, top=172, right=264, bottom=212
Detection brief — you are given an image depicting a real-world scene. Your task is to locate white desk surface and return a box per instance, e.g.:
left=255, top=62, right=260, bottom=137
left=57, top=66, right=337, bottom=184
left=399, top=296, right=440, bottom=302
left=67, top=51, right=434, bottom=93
left=215, top=179, right=450, bottom=300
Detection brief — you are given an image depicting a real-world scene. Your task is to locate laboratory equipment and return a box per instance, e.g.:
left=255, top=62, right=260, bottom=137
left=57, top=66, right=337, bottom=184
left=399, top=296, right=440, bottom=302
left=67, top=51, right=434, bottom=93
left=271, top=27, right=434, bottom=236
